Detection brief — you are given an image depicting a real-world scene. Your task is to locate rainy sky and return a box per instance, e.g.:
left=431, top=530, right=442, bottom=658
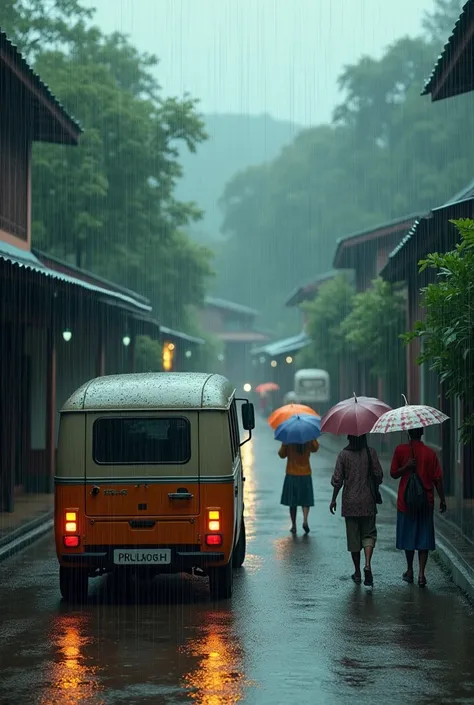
left=86, top=0, right=433, bottom=125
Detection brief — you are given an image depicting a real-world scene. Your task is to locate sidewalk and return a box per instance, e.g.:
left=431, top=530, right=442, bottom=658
left=318, top=434, right=474, bottom=602
left=0, top=493, right=53, bottom=562
left=378, top=453, right=474, bottom=603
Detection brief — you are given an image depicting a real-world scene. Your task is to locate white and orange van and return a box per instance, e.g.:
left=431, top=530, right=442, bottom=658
left=54, top=372, right=255, bottom=602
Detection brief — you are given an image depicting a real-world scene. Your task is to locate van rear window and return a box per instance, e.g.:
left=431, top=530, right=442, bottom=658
left=93, top=417, right=190, bottom=465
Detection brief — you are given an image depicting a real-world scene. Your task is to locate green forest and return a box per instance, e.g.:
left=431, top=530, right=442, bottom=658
left=213, top=0, right=469, bottom=333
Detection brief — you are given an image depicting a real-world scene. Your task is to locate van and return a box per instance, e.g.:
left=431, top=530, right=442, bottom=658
left=294, top=368, right=330, bottom=413
left=54, top=372, right=255, bottom=602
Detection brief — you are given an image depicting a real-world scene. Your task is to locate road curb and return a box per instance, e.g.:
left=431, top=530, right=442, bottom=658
left=0, top=511, right=53, bottom=563
left=379, top=483, right=474, bottom=602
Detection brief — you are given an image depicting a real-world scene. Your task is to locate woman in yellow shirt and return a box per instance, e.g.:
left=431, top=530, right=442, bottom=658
left=279, top=439, right=319, bottom=534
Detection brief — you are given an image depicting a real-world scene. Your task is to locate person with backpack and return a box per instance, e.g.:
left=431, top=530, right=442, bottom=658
left=390, top=427, right=447, bottom=587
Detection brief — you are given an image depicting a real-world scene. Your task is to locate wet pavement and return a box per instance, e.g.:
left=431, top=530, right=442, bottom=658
left=1, top=425, right=474, bottom=705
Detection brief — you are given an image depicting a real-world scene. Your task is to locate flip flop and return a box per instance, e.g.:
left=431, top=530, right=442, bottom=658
left=402, top=572, right=414, bottom=584
left=351, top=573, right=362, bottom=584
left=364, top=567, right=374, bottom=587
left=302, top=523, right=310, bottom=534
left=418, top=577, right=427, bottom=588
left=290, top=527, right=296, bottom=534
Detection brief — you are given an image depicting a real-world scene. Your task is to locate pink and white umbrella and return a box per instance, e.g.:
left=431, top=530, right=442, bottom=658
left=370, top=395, right=449, bottom=434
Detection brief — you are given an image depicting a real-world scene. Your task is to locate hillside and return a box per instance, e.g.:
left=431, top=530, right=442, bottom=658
left=176, top=113, right=300, bottom=243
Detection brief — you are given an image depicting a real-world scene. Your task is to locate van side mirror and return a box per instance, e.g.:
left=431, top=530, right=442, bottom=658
left=241, top=401, right=255, bottom=431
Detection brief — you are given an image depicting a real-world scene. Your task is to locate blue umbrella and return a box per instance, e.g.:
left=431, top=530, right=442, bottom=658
left=274, top=413, right=321, bottom=444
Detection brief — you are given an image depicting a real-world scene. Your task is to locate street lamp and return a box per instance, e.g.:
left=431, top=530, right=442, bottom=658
left=243, top=383, right=252, bottom=392
left=62, top=328, right=72, bottom=342
left=271, top=360, right=277, bottom=368
left=259, top=356, right=265, bottom=364
left=286, top=356, right=293, bottom=364
left=217, top=353, right=225, bottom=362
left=185, top=350, right=192, bottom=359
left=122, top=335, right=131, bottom=347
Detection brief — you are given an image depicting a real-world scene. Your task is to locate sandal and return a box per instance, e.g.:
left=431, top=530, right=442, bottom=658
left=402, top=572, right=414, bottom=584
left=302, top=523, right=310, bottom=534
left=351, top=573, right=362, bottom=584
left=418, top=577, right=427, bottom=588
left=290, top=526, right=296, bottom=534
left=363, top=567, right=374, bottom=586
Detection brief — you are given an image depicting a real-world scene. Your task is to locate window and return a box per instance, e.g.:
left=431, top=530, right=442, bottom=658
left=93, top=417, right=191, bottom=465
left=229, top=401, right=240, bottom=458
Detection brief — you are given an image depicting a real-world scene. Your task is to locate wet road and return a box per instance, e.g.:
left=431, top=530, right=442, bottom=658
left=1, top=427, right=474, bottom=705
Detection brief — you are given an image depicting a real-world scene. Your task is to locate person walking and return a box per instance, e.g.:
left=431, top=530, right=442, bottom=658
left=330, top=434, right=383, bottom=586
left=279, top=439, right=319, bottom=534
left=390, top=427, right=446, bottom=587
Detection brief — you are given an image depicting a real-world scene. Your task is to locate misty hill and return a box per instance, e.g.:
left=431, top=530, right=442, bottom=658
left=176, top=113, right=300, bottom=243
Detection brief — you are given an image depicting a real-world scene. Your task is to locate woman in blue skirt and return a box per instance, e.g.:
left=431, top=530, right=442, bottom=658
left=279, top=439, right=319, bottom=534
left=390, top=428, right=446, bottom=587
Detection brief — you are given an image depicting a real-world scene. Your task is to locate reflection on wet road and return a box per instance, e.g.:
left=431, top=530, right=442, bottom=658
left=1, top=427, right=474, bottom=704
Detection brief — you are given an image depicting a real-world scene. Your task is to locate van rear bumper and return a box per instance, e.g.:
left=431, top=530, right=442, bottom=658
left=60, top=545, right=225, bottom=571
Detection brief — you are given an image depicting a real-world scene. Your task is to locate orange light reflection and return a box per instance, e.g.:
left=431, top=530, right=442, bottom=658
left=40, top=617, right=103, bottom=705
left=181, top=626, right=250, bottom=704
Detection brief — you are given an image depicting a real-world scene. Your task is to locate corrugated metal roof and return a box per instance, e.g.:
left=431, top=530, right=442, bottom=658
left=205, top=296, right=259, bottom=318
left=160, top=326, right=204, bottom=345
left=386, top=177, right=474, bottom=263
left=0, top=240, right=151, bottom=313
left=422, top=0, right=473, bottom=98
left=252, top=331, right=310, bottom=357
left=0, top=29, right=82, bottom=140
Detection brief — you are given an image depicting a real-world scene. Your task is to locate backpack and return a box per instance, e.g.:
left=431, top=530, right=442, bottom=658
left=404, top=470, right=429, bottom=515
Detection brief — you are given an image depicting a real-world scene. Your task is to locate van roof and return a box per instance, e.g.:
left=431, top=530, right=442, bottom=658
left=61, top=373, right=236, bottom=412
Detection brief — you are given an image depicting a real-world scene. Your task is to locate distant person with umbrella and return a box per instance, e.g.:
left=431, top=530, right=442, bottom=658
left=370, top=398, right=449, bottom=588
left=322, top=394, right=390, bottom=586
left=275, top=413, right=321, bottom=534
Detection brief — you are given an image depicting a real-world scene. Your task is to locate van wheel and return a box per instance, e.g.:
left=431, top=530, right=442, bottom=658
left=59, top=567, right=89, bottom=603
left=233, top=519, right=246, bottom=568
left=209, top=560, right=233, bottom=600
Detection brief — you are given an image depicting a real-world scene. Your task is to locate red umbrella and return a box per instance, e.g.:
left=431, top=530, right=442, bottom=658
left=321, top=394, right=392, bottom=436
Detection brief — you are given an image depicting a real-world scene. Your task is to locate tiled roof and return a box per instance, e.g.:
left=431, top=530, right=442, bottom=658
left=0, top=29, right=82, bottom=143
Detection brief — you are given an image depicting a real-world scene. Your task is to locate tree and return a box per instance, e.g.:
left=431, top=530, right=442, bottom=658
left=341, top=278, right=407, bottom=405
left=403, top=219, right=474, bottom=441
left=297, top=275, right=354, bottom=401
left=4, top=0, right=214, bottom=329
left=215, top=0, right=474, bottom=330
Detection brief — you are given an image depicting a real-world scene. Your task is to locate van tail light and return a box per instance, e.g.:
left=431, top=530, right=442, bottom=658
left=205, top=534, right=222, bottom=546
left=65, top=510, right=78, bottom=533
left=208, top=509, right=220, bottom=532
left=64, top=536, right=80, bottom=548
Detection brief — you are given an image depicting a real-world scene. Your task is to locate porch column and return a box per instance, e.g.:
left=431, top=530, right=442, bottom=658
left=128, top=319, right=136, bottom=373
left=97, top=324, right=105, bottom=376
left=45, top=324, right=56, bottom=493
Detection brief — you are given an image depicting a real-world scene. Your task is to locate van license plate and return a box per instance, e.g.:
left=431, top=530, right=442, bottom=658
left=113, top=549, right=171, bottom=565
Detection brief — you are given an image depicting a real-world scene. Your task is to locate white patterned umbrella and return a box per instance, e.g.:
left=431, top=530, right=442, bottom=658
left=370, top=397, right=449, bottom=434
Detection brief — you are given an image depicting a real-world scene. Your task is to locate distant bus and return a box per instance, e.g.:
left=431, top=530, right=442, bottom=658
left=294, top=369, right=330, bottom=414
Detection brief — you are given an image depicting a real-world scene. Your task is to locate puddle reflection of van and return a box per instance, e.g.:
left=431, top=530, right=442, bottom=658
left=55, top=373, right=255, bottom=602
